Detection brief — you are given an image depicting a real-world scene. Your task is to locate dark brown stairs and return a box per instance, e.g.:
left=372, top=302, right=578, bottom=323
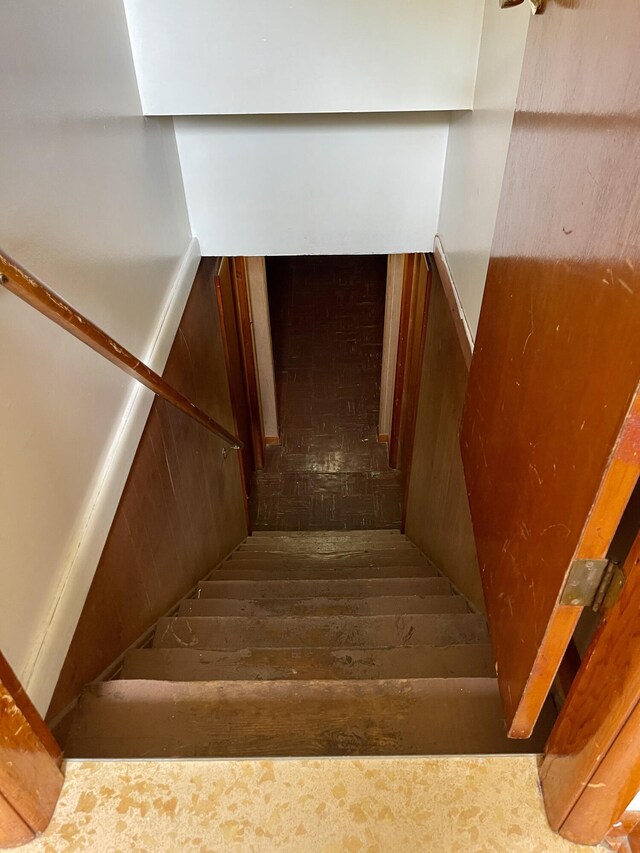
left=65, top=531, right=553, bottom=758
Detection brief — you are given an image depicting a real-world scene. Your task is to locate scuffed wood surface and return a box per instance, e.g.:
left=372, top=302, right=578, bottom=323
left=205, top=565, right=438, bottom=581
left=178, top=594, right=468, bottom=617
left=0, top=680, right=63, bottom=835
left=460, top=0, right=640, bottom=735
left=152, top=613, right=488, bottom=650
left=66, top=678, right=554, bottom=758
left=197, top=576, right=451, bottom=599
left=541, top=530, right=640, bottom=832
left=121, top=644, right=496, bottom=682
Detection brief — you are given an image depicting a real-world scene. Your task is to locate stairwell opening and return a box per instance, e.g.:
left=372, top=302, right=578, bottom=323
left=250, top=255, right=403, bottom=531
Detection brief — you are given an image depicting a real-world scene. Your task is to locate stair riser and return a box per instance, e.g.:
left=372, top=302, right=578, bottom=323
left=238, top=541, right=417, bottom=554
left=226, top=551, right=426, bottom=567
left=207, top=566, right=437, bottom=581
left=197, top=578, right=452, bottom=599
left=249, top=531, right=404, bottom=538
left=152, top=614, right=488, bottom=650
left=178, top=596, right=468, bottom=617
left=121, top=645, right=496, bottom=682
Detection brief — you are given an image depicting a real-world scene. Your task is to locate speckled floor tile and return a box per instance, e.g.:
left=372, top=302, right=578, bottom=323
left=28, top=756, right=604, bottom=852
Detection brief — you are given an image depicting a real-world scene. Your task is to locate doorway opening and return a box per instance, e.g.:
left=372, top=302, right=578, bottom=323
left=249, top=255, right=403, bottom=530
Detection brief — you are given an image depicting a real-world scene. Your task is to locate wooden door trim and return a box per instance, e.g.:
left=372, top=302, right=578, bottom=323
left=389, top=253, right=415, bottom=469
left=401, top=254, right=432, bottom=531
left=232, top=257, right=265, bottom=469
left=379, top=255, right=405, bottom=443
left=540, top=522, right=640, bottom=843
left=0, top=653, right=63, bottom=844
left=245, top=257, right=279, bottom=444
left=0, top=791, right=33, bottom=848
left=512, top=389, right=640, bottom=736
left=214, top=265, right=252, bottom=532
left=557, top=697, right=640, bottom=845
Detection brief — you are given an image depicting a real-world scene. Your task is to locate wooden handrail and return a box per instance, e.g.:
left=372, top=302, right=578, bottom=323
left=0, top=249, right=243, bottom=450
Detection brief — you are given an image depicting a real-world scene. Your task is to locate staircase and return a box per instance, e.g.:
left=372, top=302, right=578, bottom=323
left=65, top=530, right=552, bottom=757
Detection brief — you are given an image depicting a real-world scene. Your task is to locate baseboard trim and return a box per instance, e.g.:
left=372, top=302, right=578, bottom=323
left=23, top=238, right=201, bottom=714
left=433, top=236, right=474, bottom=370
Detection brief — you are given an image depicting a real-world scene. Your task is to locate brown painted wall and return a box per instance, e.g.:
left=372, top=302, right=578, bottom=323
left=405, top=267, right=485, bottom=613
left=47, top=259, right=248, bottom=721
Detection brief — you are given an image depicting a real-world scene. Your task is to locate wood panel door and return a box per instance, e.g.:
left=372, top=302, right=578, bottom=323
left=461, top=0, right=640, bottom=737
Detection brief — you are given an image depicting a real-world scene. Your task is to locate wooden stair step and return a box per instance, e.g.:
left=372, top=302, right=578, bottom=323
left=178, top=595, right=468, bottom=618
left=152, top=614, right=488, bottom=650
left=206, top=565, right=437, bottom=581
left=65, top=678, right=553, bottom=758
left=197, top=577, right=452, bottom=599
left=248, top=530, right=404, bottom=539
left=121, top=644, right=496, bottom=682
left=225, top=551, right=428, bottom=567
left=239, top=538, right=417, bottom=554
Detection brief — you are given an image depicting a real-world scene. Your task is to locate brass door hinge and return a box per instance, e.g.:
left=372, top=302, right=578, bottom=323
left=560, top=559, right=625, bottom=611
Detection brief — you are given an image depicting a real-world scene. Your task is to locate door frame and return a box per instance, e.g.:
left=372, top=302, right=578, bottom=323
left=231, top=257, right=265, bottom=470
left=379, top=255, right=405, bottom=444
left=541, top=512, right=640, bottom=845
left=388, top=253, right=432, bottom=526
left=0, top=652, right=63, bottom=846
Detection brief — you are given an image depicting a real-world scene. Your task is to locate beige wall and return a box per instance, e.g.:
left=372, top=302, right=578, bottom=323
left=405, top=270, right=485, bottom=613
left=0, top=0, right=192, bottom=712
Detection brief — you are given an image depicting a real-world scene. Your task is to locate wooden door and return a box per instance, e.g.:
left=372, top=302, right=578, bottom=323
left=541, top=522, right=640, bottom=843
left=215, top=257, right=255, bottom=496
left=461, top=0, right=640, bottom=737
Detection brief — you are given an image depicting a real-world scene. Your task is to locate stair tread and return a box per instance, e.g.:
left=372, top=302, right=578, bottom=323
left=121, top=644, right=496, bottom=681
left=152, top=613, right=488, bottom=650
left=206, top=565, right=438, bottom=581
left=66, top=678, right=553, bottom=758
left=197, top=577, right=452, bottom=599
left=178, top=595, right=468, bottom=617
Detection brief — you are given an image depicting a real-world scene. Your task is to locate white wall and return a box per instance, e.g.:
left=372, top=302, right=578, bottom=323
left=436, top=0, right=530, bottom=338
left=124, top=0, right=484, bottom=116
left=175, top=114, right=449, bottom=256
left=0, top=0, right=193, bottom=711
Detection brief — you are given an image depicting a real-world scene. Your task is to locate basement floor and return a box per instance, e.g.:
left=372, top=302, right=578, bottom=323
left=30, top=757, right=602, bottom=852
left=249, top=255, right=403, bottom=530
